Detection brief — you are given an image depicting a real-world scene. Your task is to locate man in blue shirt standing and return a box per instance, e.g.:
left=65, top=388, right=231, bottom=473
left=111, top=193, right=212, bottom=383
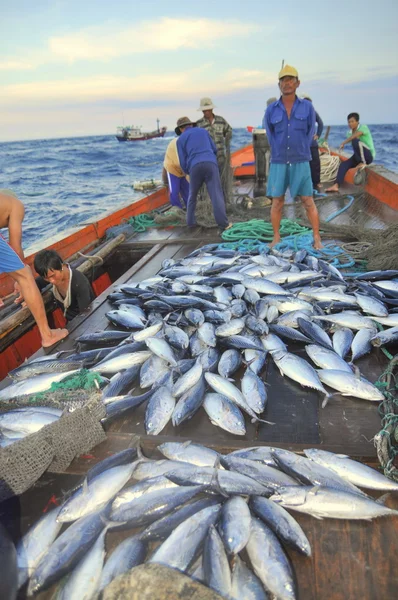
left=176, top=116, right=229, bottom=232
left=263, top=65, right=322, bottom=249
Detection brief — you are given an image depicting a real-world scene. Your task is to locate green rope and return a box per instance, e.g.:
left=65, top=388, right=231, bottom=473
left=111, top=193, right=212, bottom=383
left=29, top=369, right=103, bottom=402
left=126, top=214, right=160, bottom=232
left=221, top=219, right=311, bottom=242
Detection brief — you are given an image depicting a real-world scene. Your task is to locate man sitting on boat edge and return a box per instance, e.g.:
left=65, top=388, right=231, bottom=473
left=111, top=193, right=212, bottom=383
left=34, top=249, right=95, bottom=322
left=0, top=190, right=68, bottom=347
left=263, top=64, right=322, bottom=249
left=175, top=116, right=230, bottom=233
left=326, top=113, right=375, bottom=193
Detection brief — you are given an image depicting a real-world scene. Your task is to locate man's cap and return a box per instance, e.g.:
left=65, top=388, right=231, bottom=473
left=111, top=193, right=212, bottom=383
left=197, top=97, right=216, bottom=111
left=278, top=64, right=299, bottom=79
left=175, top=116, right=197, bottom=135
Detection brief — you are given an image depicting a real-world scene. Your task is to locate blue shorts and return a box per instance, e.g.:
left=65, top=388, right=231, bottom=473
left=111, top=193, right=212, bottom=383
left=0, top=234, right=25, bottom=273
left=267, top=161, right=313, bottom=198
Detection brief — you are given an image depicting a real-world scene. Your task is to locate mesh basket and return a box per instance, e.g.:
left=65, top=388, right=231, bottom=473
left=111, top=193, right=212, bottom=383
left=0, top=390, right=106, bottom=502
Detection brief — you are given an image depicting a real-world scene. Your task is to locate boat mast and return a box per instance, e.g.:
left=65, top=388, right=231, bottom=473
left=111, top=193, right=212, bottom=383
left=157, top=118, right=160, bottom=132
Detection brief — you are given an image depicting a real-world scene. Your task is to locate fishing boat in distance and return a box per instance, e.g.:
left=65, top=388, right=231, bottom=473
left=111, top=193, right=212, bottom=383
left=116, top=118, right=167, bottom=142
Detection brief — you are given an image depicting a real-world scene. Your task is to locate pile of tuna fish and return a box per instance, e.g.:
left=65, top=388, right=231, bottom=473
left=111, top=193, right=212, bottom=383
left=1, top=244, right=398, bottom=444
left=9, top=442, right=398, bottom=600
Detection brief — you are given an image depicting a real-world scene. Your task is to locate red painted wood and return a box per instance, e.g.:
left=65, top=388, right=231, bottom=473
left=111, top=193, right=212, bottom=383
left=92, top=272, right=112, bottom=296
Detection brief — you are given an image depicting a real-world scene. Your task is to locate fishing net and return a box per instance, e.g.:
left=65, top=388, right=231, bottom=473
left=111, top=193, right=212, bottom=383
left=374, top=355, right=398, bottom=482
left=101, top=563, right=224, bottom=600
left=0, top=376, right=106, bottom=501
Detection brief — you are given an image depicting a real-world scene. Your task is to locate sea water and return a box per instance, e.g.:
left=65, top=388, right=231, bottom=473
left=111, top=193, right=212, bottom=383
left=0, top=125, right=396, bottom=250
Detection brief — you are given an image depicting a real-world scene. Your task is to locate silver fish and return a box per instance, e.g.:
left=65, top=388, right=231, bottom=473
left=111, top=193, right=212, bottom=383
left=241, top=369, right=267, bottom=414
left=111, top=476, right=178, bottom=512
left=353, top=293, right=388, bottom=317
left=246, top=518, right=296, bottom=600
left=149, top=504, right=221, bottom=571
left=158, top=441, right=220, bottom=467
left=0, top=370, right=78, bottom=402
left=218, top=349, right=242, bottom=378
left=304, top=448, right=398, bottom=491
left=317, top=369, right=385, bottom=401
left=215, top=318, right=246, bottom=337
left=145, top=337, right=178, bottom=366
left=371, top=326, right=398, bottom=347
left=145, top=384, right=175, bottom=435
left=305, top=344, right=352, bottom=372
left=250, top=496, right=311, bottom=556
left=172, top=361, right=203, bottom=398
left=351, top=327, right=378, bottom=362
left=277, top=310, right=312, bottom=329
left=203, top=525, right=232, bottom=597
left=203, top=393, right=246, bottom=436
left=219, top=496, right=251, bottom=555
left=243, top=277, right=290, bottom=296
left=57, top=461, right=137, bottom=523
left=132, top=321, right=163, bottom=341
left=332, top=327, right=354, bottom=358
left=204, top=373, right=273, bottom=425
left=272, top=448, right=367, bottom=496
left=57, top=528, right=106, bottom=600
left=98, top=536, right=146, bottom=592
left=231, top=555, right=270, bottom=600
left=28, top=509, right=106, bottom=595
left=270, top=485, right=398, bottom=520
left=16, top=507, right=62, bottom=589
left=221, top=455, right=297, bottom=490
left=271, top=350, right=329, bottom=398
left=0, top=409, right=59, bottom=434
left=91, top=351, right=152, bottom=375
left=244, top=349, right=267, bottom=375
left=312, top=312, right=376, bottom=331
left=111, top=485, right=205, bottom=526
left=139, top=355, right=169, bottom=389
left=198, top=322, right=217, bottom=347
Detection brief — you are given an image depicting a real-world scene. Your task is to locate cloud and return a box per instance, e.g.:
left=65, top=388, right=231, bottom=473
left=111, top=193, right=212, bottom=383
left=0, top=60, right=35, bottom=71
left=48, top=17, right=260, bottom=61
left=0, top=67, right=273, bottom=107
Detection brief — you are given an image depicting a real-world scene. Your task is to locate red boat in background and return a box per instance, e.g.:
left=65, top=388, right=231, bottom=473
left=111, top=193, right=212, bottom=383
left=116, top=118, right=167, bottom=142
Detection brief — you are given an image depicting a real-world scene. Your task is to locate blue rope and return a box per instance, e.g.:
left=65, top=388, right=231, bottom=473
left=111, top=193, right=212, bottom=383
left=324, top=195, right=355, bottom=222
left=274, top=234, right=355, bottom=268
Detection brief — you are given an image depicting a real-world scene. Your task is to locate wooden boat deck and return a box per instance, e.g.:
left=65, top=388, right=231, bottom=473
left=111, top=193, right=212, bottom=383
left=3, top=184, right=398, bottom=600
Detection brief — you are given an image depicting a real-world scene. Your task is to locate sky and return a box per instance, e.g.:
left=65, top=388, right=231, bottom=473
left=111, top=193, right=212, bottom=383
left=0, top=0, right=397, bottom=141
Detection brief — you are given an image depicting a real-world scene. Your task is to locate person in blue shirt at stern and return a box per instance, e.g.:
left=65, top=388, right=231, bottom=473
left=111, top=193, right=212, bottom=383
left=263, top=65, right=322, bottom=249
left=176, top=116, right=229, bottom=233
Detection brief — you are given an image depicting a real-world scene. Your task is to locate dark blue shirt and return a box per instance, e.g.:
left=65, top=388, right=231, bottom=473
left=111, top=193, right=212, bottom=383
left=177, top=127, right=217, bottom=174
left=263, top=97, right=315, bottom=164
left=311, top=110, right=324, bottom=147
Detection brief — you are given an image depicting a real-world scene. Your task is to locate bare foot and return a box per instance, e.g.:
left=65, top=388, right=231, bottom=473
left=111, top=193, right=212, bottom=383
left=313, top=237, right=323, bottom=250
left=42, top=328, right=68, bottom=348
left=270, top=236, right=281, bottom=248
left=325, top=184, right=339, bottom=193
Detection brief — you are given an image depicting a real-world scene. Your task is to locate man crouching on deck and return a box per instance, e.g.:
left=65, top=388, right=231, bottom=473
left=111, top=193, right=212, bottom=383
left=263, top=65, right=322, bottom=249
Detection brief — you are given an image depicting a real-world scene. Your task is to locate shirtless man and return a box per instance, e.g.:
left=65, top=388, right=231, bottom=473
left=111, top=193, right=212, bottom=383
left=0, top=191, right=68, bottom=347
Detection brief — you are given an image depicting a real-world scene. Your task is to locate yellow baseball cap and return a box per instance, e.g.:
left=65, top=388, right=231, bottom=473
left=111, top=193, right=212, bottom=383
left=278, top=64, right=298, bottom=79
